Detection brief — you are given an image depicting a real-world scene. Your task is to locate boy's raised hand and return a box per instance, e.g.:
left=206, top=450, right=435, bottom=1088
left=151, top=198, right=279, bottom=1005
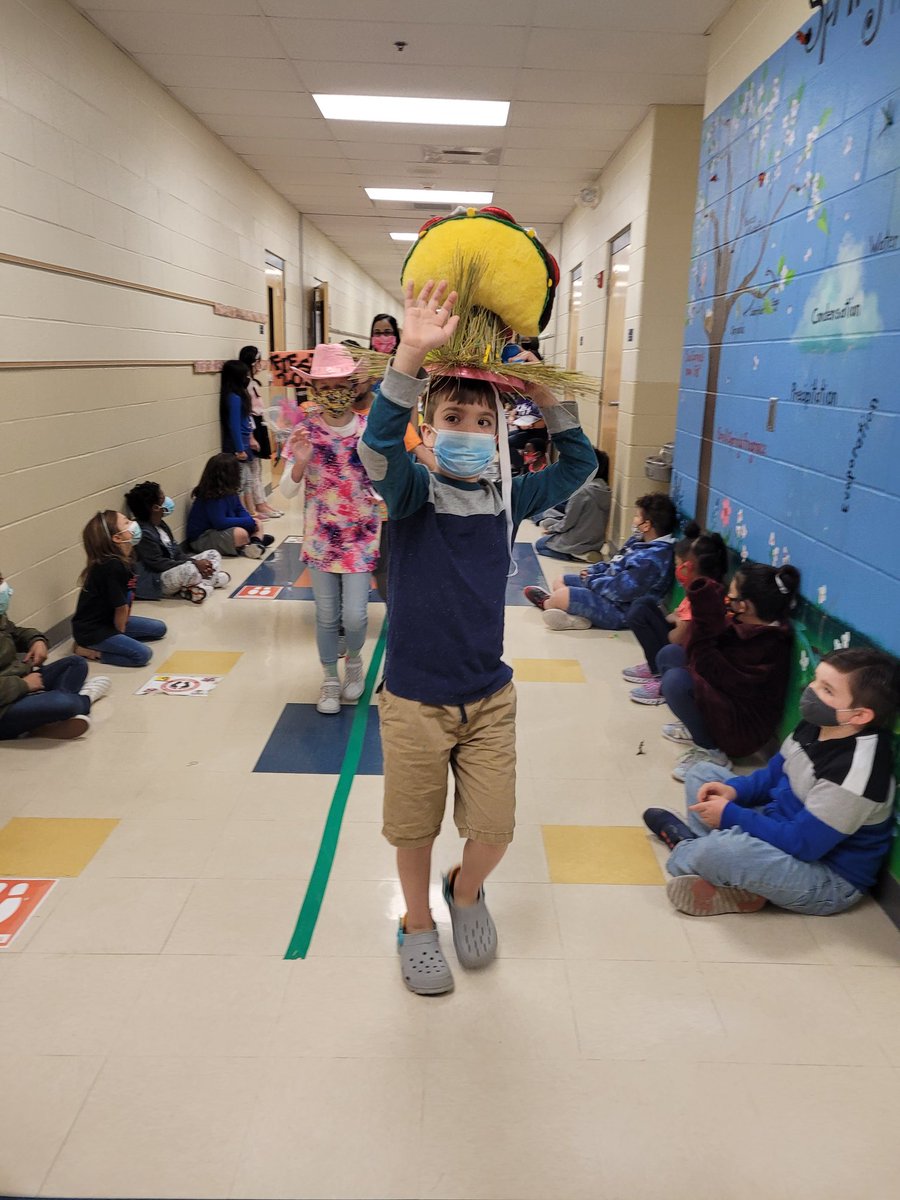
left=394, top=280, right=459, bottom=375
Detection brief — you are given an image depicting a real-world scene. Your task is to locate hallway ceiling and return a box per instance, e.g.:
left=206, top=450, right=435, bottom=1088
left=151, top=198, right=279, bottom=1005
left=71, top=0, right=733, bottom=299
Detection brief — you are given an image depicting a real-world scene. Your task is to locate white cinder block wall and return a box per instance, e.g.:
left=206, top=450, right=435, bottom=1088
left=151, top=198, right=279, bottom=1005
left=302, top=219, right=401, bottom=344
left=0, top=0, right=396, bottom=634
left=549, top=106, right=703, bottom=545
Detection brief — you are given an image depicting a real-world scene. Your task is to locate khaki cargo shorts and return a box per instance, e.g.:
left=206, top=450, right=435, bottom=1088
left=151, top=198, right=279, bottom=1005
left=378, top=681, right=517, bottom=849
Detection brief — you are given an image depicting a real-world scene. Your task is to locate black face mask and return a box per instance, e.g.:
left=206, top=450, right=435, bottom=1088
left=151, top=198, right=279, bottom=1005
left=799, top=685, right=859, bottom=728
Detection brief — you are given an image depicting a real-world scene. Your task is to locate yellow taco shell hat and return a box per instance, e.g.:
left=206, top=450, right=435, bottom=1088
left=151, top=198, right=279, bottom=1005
left=401, top=206, right=560, bottom=336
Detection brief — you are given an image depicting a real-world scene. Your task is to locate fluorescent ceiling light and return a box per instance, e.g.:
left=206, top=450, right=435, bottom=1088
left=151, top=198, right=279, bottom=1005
left=390, top=232, right=418, bottom=242
left=367, top=188, right=493, bottom=204
left=314, top=94, right=509, bottom=126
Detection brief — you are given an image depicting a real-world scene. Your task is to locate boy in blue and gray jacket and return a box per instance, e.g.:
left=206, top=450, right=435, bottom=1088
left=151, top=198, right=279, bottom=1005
left=525, top=492, right=677, bottom=630
left=359, top=280, right=595, bottom=996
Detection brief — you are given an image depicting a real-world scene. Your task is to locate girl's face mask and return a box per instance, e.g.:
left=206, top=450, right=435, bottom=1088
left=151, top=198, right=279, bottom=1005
left=0, top=580, right=13, bottom=617
left=371, top=333, right=397, bottom=354
left=675, top=560, right=694, bottom=586
left=311, top=381, right=356, bottom=416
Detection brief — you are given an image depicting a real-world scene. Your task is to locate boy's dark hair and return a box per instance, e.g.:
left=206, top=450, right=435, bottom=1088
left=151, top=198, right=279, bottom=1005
left=734, top=562, right=801, bottom=621
left=675, top=521, right=727, bottom=581
left=193, top=453, right=241, bottom=500
left=125, top=481, right=162, bottom=523
left=635, top=493, right=677, bottom=536
left=824, top=647, right=900, bottom=729
left=423, top=376, right=497, bottom=427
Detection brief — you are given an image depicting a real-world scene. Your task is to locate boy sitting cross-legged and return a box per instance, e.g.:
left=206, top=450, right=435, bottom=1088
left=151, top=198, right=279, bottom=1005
left=359, top=279, right=596, bottom=994
left=643, top=648, right=898, bottom=917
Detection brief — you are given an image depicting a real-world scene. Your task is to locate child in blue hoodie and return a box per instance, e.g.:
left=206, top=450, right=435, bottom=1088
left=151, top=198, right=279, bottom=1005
left=524, top=493, right=677, bottom=630
left=643, top=648, right=898, bottom=917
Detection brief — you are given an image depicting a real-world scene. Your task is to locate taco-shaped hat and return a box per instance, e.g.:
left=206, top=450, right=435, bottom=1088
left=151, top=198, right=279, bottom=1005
left=401, top=206, right=559, bottom=337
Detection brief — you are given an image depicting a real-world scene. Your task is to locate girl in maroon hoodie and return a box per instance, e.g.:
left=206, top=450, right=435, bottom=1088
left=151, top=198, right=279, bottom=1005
left=657, top=563, right=800, bottom=782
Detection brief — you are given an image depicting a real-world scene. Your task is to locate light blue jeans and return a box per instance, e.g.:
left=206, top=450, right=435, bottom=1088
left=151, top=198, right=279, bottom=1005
left=667, top=763, right=864, bottom=915
left=308, top=568, right=370, bottom=666
left=89, top=615, right=167, bottom=668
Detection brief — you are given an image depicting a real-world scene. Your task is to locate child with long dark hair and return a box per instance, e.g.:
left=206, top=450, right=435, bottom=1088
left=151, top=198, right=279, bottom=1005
left=185, top=454, right=274, bottom=559
left=659, top=562, right=801, bottom=781
left=72, top=511, right=167, bottom=667
left=238, top=346, right=282, bottom=520
left=126, top=481, right=230, bottom=604
left=219, top=358, right=259, bottom=516
left=623, top=522, right=728, bottom=704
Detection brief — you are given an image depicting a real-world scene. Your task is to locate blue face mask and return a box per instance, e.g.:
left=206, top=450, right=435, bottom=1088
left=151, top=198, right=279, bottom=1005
left=122, top=520, right=142, bottom=544
left=161, top=496, right=175, bottom=516
left=433, top=430, right=496, bottom=478
left=0, top=580, right=12, bottom=617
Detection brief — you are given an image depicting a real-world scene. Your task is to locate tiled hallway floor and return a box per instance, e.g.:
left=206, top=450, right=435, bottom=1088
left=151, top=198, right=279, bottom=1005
left=2, top=511, right=899, bottom=1200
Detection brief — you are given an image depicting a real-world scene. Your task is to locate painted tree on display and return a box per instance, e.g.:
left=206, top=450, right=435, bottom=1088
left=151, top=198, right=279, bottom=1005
left=689, top=64, right=832, bottom=523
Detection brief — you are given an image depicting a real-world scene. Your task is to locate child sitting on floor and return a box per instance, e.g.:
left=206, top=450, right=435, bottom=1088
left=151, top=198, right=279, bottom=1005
left=185, top=454, right=275, bottom=560
left=524, top=492, right=677, bottom=630
left=658, top=562, right=800, bottom=782
left=126, top=481, right=231, bottom=604
left=0, top=569, right=110, bottom=740
left=643, top=648, right=898, bottom=918
left=622, top=522, right=728, bottom=704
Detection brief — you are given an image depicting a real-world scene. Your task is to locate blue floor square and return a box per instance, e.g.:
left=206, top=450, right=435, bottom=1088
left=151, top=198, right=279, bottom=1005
left=253, top=703, right=384, bottom=775
left=505, top=543, right=548, bottom=604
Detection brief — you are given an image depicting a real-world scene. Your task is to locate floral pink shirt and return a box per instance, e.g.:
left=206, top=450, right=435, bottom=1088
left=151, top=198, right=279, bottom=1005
left=294, top=413, right=380, bottom=573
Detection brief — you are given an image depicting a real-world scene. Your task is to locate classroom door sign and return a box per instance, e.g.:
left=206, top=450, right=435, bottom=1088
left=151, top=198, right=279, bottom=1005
left=0, top=878, right=57, bottom=948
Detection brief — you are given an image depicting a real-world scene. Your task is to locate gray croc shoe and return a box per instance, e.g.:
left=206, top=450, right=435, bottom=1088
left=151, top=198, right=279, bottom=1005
left=442, top=870, right=498, bottom=969
left=397, top=922, right=454, bottom=995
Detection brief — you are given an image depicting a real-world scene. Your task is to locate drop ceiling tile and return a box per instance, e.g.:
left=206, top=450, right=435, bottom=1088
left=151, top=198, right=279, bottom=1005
left=531, top=0, right=730, bottom=34
left=133, top=54, right=300, bottom=91
left=527, top=28, right=709, bottom=75
left=204, top=115, right=331, bottom=140
left=271, top=19, right=529, bottom=69
left=232, top=142, right=349, bottom=162
left=86, top=12, right=282, bottom=57
left=168, top=89, right=319, bottom=119
left=85, top=1, right=259, bottom=11
left=290, top=62, right=518, bottom=102
left=328, top=122, right=508, bottom=149
left=515, top=69, right=705, bottom=105
left=260, top=0, right=537, bottom=23
left=508, top=101, right=647, bottom=131
left=504, top=126, right=626, bottom=153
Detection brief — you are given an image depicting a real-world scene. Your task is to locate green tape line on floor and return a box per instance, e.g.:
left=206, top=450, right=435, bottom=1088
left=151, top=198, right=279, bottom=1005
left=284, top=619, right=388, bottom=960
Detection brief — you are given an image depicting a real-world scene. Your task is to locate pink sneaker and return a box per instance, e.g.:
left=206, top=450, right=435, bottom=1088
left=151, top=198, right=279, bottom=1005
left=630, top=678, right=664, bottom=705
left=622, top=662, right=655, bottom=683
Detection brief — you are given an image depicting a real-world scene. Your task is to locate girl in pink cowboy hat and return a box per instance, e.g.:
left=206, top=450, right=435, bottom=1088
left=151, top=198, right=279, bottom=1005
left=280, top=344, right=381, bottom=714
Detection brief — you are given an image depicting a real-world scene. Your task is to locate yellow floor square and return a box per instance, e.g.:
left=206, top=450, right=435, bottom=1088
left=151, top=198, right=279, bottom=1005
left=542, top=825, right=665, bottom=885
left=510, top=658, right=586, bottom=683
left=155, top=651, right=243, bottom=676
left=0, top=818, right=119, bottom=877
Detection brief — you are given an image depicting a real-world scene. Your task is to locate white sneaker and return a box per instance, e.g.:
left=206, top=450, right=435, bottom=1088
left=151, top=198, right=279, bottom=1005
left=79, top=676, right=111, bottom=705
left=662, top=721, right=694, bottom=745
left=316, top=677, right=342, bottom=715
left=240, top=542, right=264, bottom=559
left=213, top=571, right=231, bottom=588
left=542, top=610, right=592, bottom=631
left=341, top=656, right=365, bottom=701
left=671, top=746, right=732, bottom=783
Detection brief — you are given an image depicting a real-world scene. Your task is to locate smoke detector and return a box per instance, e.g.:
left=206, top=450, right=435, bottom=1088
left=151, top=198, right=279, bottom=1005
left=577, top=186, right=601, bottom=209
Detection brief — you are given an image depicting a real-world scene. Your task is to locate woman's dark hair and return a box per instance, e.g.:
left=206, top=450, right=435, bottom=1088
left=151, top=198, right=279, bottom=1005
left=593, top=448, right=610, bottom=484
left=369, top=313, right=400, bottom=347
left=733, top=562, right=801, bottom=621
left=825, top=647, right=900, bottom=729
left=519, top=336, right=543, bottom=360
left=675, top=521, right=727, bottom=581
left=220, top=359, right=252, bottom=428
left=79, top=510, right=129, bottom=584
left=238, top=346, right=261, bottom=375
left=193, top=453, right=241, bottom=501
left=635, top=493, right=677, bottom=536
left=125, top=481, right=163, bottom=523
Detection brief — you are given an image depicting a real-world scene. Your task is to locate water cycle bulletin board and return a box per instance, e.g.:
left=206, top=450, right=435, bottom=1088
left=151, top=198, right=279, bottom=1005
left=674, top=0, right=900, bottom=657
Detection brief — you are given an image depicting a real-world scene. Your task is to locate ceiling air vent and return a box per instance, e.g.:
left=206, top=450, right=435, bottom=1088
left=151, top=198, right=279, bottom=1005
left=422, top=146, right=501, bottom=166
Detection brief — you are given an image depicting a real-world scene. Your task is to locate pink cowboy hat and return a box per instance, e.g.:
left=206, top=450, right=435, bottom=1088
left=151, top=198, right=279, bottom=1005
left=292, top=343, right=359, bottom=383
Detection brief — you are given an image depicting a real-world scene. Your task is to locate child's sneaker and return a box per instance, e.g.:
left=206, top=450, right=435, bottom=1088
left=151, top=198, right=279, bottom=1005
left=666, top=874, right=766, bottom=917
left=260, top=534, right=276, bottom=547
left=642, top=807, right=697, bottom=851
left=542, top=610, right=592, bottom=631
left=79, top=676, right=111, bottom=705
left=33, top=714, right=91, bottom=739
left=630, top=678, right=664, bottom=705
left=316, top=677, right=342, bottom=715
left=622, top=662, right=656, bottom=683
left=240, top=542, right=264, bottom=559
left=397, top=920, right=454, bottom=995
left=442, top=867, right=498, bottom=969
left=523, top=586, right=550, bottom=609
left=341, top=656, right=365, bottom=702
left=671, top=746, right=732, bottom=783
left=213, top=570, right=231, bottom=588
left=662, top=721, right=694, bottom=745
